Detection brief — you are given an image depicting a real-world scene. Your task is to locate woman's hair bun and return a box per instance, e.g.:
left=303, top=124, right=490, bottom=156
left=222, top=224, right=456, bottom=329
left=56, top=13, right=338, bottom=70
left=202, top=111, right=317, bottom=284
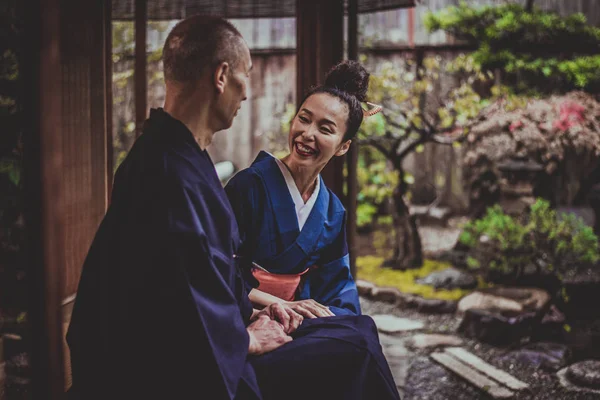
left=324, top=60, right=369, bottom=102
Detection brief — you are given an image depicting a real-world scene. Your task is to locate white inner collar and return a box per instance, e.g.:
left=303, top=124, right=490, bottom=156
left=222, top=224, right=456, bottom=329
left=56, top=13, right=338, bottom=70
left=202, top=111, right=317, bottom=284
left=274, top=157, right=320, bottom=231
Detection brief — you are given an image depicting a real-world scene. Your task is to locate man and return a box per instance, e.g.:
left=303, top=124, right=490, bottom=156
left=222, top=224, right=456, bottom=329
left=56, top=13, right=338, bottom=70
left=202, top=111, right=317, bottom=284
left=68, top=14, right=400, bottom=400
left=67, top=15, right=300, bottom=400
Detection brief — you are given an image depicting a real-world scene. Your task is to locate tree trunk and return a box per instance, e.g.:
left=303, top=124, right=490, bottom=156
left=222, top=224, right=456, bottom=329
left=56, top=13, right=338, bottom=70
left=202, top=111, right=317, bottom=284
left=525, top=0, right=535, bottom=12
left=383, top=168, right=423, bottom=270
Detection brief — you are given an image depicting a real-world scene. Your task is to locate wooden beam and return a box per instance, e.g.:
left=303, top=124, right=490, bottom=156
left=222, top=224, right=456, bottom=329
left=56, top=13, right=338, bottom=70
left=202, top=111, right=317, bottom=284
left=24, top=0, right=66, bottom=397
left=296, top=0, right=345, bottom=199
left=105, top=0, right=114, bottom=200
left=347, top=0, right=359, bottom=279
left=135, top=0, right=147, bottom=138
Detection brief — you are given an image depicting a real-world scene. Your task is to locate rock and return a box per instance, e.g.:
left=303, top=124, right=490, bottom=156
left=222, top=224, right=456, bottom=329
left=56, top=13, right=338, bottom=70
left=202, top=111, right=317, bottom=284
left=557, top=366, right=600, bottom=395
left=416, top=267, right=477, bottom=290
left=457, top=287, right=552, bottom=345
left=355, top=279, right=375, bottom=297
left=498, top=342, right=571, bottom=372
left=458, top=308, right=540, bottom=345
left=457, top=292, right=523, bottom=315
left=370, top=286, right=402, bottom=305
left=458, top=287, right=551, bottom=316
left=372, top=314, right=425, bottom=334
left=406, top=334, right=463, bottom=350
left=408, top=297, right=457, bottom=314
left=567, top=360, right=600, bottom=389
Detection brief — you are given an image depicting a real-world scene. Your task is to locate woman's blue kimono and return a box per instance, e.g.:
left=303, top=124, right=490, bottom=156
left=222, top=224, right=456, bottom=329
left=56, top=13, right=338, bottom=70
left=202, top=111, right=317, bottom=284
left=225, top=151, right=361, bottom=315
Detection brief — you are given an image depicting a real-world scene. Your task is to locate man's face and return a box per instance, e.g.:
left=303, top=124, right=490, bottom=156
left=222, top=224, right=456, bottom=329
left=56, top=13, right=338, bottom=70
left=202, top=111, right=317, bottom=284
left=217, top=43, right=252, bottom=130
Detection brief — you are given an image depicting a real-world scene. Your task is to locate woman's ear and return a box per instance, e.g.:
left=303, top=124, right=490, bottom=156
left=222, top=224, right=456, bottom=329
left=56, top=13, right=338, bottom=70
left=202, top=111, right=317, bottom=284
left=214, top=62, right=229, bottom=94
left=335, top=139, right=352, bottom=157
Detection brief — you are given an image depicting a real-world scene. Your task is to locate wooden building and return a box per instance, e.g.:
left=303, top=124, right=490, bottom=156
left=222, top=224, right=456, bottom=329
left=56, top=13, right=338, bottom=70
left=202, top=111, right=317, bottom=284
left=4, top=0, right=414, bottom=398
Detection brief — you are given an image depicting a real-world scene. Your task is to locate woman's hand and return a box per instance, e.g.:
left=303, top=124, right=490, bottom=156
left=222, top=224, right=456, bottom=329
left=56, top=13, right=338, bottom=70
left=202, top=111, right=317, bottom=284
left=285, top=299, right=335, bottom=318
left=253, top=303, right=303, bottom=334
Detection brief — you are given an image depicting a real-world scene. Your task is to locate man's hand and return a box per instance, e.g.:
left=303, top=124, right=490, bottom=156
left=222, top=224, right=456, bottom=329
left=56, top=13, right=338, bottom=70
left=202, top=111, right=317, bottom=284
left=254, top=303, right=303, bottom=334
left=284, top=299, right=335, bottom=319
left=247, top=315, right=292, bottom=356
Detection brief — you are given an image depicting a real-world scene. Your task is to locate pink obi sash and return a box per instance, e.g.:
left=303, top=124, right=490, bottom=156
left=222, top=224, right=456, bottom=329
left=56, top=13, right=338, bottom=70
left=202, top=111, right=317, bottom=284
left=251, top=263, right=315, bottom=302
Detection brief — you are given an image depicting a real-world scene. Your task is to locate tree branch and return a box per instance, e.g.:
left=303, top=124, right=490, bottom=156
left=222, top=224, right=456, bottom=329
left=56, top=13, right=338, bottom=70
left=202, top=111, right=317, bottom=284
left=360, top=137, right=392, bottom=159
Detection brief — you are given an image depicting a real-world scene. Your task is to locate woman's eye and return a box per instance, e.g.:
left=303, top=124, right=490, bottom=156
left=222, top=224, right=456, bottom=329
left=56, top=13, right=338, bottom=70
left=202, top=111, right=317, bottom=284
left=320, top=127, right=332, bottom=134
left=299, top=116, right=309, bottom=123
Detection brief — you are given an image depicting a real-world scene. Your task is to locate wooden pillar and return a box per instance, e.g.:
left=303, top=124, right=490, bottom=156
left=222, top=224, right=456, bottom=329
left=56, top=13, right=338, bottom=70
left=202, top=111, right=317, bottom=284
left=347, top=0, right=359, bottom=278
left=296, top=0, right=345, bottom=199
left=135, top=0, right=147, bottom=138
left=105, top=0, right=114, bottom=200
left=24, top=0, right=66, bottom=397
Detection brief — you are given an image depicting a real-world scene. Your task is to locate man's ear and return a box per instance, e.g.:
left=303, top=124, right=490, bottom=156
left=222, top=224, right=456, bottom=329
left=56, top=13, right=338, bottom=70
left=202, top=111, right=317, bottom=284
left=214, top=62, right=229, bottom=94
left=335, top=139, right=351, bottom=157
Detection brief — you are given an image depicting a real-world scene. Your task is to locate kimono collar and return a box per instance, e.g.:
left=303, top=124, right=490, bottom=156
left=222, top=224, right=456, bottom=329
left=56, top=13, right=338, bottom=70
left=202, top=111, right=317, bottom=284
left=251, top=151, right=329, bottom=261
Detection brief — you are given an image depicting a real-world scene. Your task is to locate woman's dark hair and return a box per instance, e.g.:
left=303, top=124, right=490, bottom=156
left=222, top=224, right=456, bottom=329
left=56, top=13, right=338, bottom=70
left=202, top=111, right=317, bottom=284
left=299, top=60, right=370, bottom=141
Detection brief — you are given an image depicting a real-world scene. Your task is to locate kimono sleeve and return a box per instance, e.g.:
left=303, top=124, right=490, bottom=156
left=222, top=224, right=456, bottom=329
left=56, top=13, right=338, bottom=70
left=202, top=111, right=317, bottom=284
left=306, top=211, right=361, bottom=316
left=165, top=181, right=252, bottom=399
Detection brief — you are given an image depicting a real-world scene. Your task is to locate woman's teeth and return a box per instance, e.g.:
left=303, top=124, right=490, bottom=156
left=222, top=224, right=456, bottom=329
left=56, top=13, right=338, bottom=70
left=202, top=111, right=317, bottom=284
left=296, top=142, right=316, bottom=156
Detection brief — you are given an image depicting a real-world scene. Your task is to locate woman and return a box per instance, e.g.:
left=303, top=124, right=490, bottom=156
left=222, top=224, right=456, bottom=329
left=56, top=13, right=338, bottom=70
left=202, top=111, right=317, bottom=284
left=226, top=60, right=379, bottom=318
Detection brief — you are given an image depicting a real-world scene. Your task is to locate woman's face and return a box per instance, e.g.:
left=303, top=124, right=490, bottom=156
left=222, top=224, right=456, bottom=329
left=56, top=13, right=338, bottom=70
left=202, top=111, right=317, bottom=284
left=287, top=93, right=351, bottom=172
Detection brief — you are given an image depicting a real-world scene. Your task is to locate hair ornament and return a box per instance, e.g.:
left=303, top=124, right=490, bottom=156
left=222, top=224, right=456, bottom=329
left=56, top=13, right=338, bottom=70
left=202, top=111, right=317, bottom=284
left=363, top=102, right=383, bottom=117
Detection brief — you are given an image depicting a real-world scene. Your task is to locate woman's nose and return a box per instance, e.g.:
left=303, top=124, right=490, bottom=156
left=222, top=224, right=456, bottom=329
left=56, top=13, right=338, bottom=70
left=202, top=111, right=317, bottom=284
left=300, top=125, right=317, bottom=140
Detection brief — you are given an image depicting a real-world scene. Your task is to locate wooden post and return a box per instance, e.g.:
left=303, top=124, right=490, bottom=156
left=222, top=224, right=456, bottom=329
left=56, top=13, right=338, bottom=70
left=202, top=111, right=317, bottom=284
left=105, top=0, right=114, bottom=200
left=135, top=0, right=147, bottom=138
left=347, top=0, right=359, bottom=278
left=24, top=0, right=66, bottom=397
left=296, top=0, right=345, bottom=198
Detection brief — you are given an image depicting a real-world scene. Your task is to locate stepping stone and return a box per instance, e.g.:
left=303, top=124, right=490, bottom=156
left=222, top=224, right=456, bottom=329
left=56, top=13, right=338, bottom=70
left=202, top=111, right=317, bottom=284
left=372, top=315, right=424, bottom=333
left=406, top=334, right=463, bottom=350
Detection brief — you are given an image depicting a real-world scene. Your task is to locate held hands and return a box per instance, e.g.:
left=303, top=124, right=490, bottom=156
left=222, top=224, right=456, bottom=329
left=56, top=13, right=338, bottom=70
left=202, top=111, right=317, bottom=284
left=247, top=315, right=292, bottom=356
left=253, top=303, right=303, bottom=334
left=284, top=299, right=335, bottom=319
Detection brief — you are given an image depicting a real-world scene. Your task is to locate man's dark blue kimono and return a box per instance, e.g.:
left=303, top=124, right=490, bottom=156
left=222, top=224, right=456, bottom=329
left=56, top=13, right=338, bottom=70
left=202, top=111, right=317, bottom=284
left=66, top=108, right=261, bottom=399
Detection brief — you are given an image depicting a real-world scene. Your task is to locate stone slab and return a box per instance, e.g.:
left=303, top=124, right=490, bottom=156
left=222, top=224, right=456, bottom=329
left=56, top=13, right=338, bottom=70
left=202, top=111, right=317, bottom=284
left=445, top=347, right=529, bottom=391
left=431, top=352, right=514, bottom=399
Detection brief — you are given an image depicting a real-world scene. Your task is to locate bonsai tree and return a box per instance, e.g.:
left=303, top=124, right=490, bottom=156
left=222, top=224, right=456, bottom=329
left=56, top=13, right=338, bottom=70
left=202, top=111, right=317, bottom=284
left=358, top=55, right=492, bottom=269
left=462, top=91, right=600, bottom=216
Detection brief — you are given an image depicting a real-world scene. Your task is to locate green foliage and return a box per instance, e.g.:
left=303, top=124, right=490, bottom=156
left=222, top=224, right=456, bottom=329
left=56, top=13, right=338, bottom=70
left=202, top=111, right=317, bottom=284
left=460, top=198, right=600, bottom=286
left=356, top=146, right=396, bottom=228
left=425, top=2, right=600, bottom=93
left=356, top=256, right=476, bottom=301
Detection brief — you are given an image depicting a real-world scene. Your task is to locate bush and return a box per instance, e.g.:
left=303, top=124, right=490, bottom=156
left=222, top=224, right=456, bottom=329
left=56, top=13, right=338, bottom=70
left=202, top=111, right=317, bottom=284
left=459, top=198, right=599, bottom=294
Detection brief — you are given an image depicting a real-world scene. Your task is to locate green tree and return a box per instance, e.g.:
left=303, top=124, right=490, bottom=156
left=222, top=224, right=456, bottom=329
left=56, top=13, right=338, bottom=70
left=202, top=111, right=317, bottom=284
left=358, top=54, right=492, bottom=269
left=425, top=1, right=600, bottom=94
